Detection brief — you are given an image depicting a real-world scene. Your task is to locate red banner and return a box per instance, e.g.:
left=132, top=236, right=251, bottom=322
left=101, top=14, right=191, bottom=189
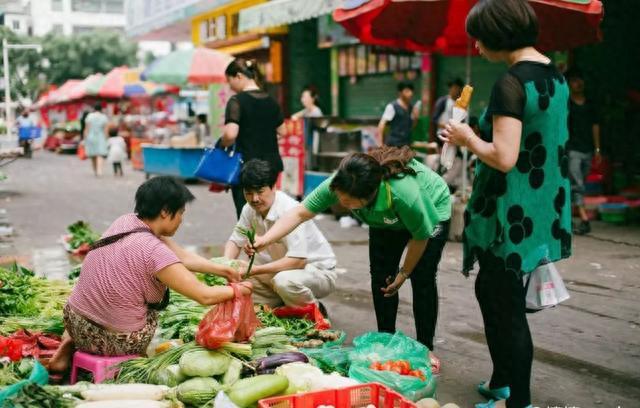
left=277, top=119, right=305, bottom=197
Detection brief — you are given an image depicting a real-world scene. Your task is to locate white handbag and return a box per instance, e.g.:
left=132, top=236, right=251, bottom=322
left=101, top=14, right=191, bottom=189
left=523, top=261, right=570, bottom=312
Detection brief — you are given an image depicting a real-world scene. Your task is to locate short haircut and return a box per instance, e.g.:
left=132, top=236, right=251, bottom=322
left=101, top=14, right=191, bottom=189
left=565, top=67, right=584, bottom=81
left=466, top=0, right=538, bottom=52
left=448, top=78, right=464, bottom=88
left=135, top=176, right=195, bottom=219
left=108, top=127, right=118, bottom=137
left=94, top=103, right=103, bottom=111
left=397, top=81, right=414, bottom=92
left=241, top=159, right=278, bottom=191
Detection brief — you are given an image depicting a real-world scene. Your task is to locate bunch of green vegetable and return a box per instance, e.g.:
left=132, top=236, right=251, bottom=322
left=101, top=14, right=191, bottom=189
left=256, top=307, right=315, bottom=338
left=235, top=224, right=256, bottom=279
left=67, top=221, right=100, bottom=250
left=0, top=316, right=64, bottom=336
left=116, top=342, right=201, bottom=384
left=0, top=264, right=72, bottom=319
left=251, top=327, right=296, bottom=359
left=2, top=382, right=75, bottom=408
left=67, top=264, right=82, bottom=281
left=158, top=293, right=207, bottom=342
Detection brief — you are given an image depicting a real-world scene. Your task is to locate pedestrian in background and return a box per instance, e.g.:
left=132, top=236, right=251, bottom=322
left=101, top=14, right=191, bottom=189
left=292, top=86, right=323, bottom=119
left=441, top=0, right=572, bottom=407
left=565, top=68, right=601, bottom=235
left=84, top=104, right=109, bottom=177
left=377, top=82, right=421, bottom=147
left=107, top=128, right=127, bottom=177
left=221, top=58, right=286, bottom=219
left=432, top=78, right=465, bottom=191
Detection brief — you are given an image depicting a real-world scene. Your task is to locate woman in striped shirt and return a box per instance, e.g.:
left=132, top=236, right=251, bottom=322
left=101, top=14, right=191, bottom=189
left=49, top=176, right=251, bottom=372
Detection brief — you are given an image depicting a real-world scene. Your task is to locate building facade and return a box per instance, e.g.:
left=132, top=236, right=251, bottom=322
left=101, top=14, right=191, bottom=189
left=0, top=0, right=31, bottom=36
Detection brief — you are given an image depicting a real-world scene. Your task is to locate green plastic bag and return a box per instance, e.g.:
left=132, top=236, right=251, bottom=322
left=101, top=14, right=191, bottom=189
left=348, top=332, right=436, bottom=401
left=0, top=360, right=49, bottom=404
left=301, top=347, right=352, bottom=376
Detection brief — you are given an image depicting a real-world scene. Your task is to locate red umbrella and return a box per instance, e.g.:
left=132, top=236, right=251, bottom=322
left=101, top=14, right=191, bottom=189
left=334, top=0, right=604, bottom=55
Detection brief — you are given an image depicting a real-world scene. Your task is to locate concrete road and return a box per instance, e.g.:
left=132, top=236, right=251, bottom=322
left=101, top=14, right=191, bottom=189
left=1, top=152, right=639, bottom=407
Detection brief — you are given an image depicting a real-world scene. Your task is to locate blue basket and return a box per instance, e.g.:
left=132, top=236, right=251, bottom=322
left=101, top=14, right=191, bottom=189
left=18, top=126, right=42, bottom=140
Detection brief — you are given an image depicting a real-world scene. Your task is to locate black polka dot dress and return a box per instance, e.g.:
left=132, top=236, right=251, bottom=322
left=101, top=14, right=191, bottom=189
left=463, top=61, right=572, bottom=276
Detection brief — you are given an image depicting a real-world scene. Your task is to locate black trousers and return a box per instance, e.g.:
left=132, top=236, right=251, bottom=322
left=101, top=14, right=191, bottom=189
left=231, top=185, right=246, bottom=219
left=368, top=221, right=449, bottom=351
left=476, top=254, right=533, bottom=408
left=112, top=162, right=123, bottom=176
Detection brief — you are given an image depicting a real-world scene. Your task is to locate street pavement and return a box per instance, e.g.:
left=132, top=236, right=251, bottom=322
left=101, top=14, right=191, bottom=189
left=1, top=151, right=639, bottom=407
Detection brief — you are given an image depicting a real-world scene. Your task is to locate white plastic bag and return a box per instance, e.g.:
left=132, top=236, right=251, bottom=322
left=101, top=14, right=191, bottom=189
left=524, top=261, right=570, bottom=312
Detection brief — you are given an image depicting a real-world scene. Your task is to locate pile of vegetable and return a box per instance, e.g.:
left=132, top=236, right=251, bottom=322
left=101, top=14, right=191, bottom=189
left=0, top=264, right=71, bottom=339
left=64, top=221, right=101, bottom=255
left=256, top=306, right=315, bottom=338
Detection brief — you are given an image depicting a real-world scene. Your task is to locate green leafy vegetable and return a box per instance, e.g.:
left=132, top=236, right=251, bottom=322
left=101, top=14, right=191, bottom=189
left=67, top=221, right=100, bottom=250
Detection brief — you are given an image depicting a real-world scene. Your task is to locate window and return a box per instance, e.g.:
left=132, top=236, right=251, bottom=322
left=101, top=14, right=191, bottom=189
left=71, top=0, right=123, bottom=13
left=73, top=25, right=94, bottom=34
left=52, top=24, right=64, bottom=34
left=52, top=0, right=64, bottom=11
left=71, top=0, right=101, bottom=12
left=12, top=20, right=20, bottom=30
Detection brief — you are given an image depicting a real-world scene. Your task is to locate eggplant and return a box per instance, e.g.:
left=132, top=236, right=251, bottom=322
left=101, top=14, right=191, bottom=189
left=255, top=352, right=309, bottom=374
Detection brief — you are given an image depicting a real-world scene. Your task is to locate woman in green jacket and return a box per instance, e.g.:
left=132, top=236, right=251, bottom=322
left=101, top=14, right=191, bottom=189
left=251, top=146, right=451, bottom=364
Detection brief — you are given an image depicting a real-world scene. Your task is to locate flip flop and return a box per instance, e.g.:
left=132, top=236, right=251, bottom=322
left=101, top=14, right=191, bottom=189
left=477, top=381, right=510, bottom=400
left=475, top=401, right=532, bottom=408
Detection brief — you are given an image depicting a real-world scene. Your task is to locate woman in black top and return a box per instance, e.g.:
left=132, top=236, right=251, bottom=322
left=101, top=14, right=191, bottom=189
left=221, top=59, right=286, bottom=218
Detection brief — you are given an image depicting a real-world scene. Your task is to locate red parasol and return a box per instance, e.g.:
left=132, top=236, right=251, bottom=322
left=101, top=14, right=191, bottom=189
left=334, top=0, right=604, bottom=55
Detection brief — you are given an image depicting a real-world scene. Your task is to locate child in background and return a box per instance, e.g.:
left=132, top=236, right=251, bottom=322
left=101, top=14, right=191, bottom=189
left=107, top=128, right=127, bottom=177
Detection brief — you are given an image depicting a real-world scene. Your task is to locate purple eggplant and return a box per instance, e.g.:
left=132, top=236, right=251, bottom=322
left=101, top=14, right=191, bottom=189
left=255, top=352, right=309, bottom=374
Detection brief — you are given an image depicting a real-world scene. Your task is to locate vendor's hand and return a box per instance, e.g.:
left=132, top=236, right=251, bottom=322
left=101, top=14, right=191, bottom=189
left=439, top=120, right=475, bottom=147
left=246, top=235, right=269, bottom=256
left=237, top=281, right=253, bottom=296
left=381, top=273, right=407, bottom=297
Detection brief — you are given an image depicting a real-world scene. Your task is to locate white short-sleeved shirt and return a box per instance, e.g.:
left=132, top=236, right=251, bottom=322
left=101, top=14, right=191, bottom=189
left=229, top=191, right=336, bottom=270
left=381, top=99, right=421, bottom=122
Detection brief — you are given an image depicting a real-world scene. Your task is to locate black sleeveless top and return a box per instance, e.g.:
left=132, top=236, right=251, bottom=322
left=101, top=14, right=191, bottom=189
left=387, top=100, right=413, bottom=147
left=225, top=90, right=285, bottom=172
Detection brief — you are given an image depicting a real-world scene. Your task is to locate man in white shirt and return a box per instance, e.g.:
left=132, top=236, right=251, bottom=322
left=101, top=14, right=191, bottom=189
left=377, top=82, right=421, bottom=147
left=224, top=159, right=337, bottom=307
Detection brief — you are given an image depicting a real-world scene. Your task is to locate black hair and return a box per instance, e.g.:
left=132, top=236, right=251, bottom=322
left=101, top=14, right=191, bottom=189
left=94, top=103, right=103, bottom=112
left=397, top=81, right=414, bottom=92
left=448, top=78, right=464, bottom=88
left=466, top=0, right=538, bottom=52
left=196, top=113, right=207, bottom=123
left=225, top=58, right=263, bottom=87
left=241, top=159, right=278, bottom=191
left=303, top=85, right=319, bottom=101
left=565, top=67, right=584, bottom=81
left=108, top=127, right=118, bottom=137
left=330, top=146, right=416, bottom=200
left=135, top=176, right=195, bottom=220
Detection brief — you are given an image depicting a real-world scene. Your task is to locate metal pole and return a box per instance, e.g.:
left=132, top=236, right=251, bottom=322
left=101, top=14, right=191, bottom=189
left=3, top=39, right=12, bottom=137
left=461, top=39, right=472, bottom=202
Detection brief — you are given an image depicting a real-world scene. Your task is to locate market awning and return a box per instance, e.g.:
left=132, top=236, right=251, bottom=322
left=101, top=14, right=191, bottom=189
left=238, top=0, right=342, bottom=32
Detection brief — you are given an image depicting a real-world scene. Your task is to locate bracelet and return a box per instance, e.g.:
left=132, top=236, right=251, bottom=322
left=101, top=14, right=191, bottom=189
left=398, top=267, right=411, bottom=279
left=464, top=131, right=473, bottom=147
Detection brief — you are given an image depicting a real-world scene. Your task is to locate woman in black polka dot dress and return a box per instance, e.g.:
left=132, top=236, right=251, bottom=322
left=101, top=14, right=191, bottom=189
left=440, top=1, right=572, bottom=408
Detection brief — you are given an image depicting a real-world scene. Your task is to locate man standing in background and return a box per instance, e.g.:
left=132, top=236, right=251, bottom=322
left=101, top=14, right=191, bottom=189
left=566, top=68, right=601, bottom=235
left=377, top=82, right=421, bottom=147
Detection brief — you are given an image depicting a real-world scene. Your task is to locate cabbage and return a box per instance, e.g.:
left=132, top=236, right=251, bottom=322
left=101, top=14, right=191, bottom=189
left=275, top=362, right=323, bottom=394
left=179, top=350, right=230, bottom=377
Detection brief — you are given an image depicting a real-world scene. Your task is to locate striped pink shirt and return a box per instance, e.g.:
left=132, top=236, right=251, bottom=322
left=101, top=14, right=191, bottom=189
left=67, top=214, right=180, bottom=332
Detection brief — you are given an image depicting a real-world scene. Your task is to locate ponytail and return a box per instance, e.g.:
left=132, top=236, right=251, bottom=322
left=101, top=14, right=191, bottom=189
left=329, top=146, right=416, bottom=200
left=225, top=58, right=263, bottom=88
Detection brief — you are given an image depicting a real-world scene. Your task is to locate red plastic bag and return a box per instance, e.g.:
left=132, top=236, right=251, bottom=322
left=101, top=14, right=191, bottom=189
left=77, top=142, right=87, bottom=160
left=196, top=284, right=258, bottom=349
left=273, top=303, right=331, bottom=330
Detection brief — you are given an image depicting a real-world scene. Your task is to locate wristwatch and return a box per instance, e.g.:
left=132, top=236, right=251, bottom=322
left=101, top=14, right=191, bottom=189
left=398, top=267, right=411, bottom=279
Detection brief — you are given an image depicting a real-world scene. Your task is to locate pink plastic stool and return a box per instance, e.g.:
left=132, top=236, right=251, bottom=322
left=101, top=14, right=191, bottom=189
left=70, top=351, right=138, bottom=384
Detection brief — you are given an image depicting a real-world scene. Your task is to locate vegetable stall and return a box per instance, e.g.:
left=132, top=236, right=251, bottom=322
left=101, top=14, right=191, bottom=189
left=0, top=256, right=459, bottom=408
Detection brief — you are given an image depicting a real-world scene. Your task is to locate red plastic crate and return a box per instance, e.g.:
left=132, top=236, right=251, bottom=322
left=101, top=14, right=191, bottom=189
left=258, top=383, right=416, bottom=408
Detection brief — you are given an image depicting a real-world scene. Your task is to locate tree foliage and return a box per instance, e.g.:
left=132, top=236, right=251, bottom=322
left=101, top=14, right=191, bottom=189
left=0, top=28, right=138, bottom=102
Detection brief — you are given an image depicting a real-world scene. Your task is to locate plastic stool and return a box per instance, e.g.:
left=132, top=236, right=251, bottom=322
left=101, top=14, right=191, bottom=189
left=70, top=351, right=138, bottom=384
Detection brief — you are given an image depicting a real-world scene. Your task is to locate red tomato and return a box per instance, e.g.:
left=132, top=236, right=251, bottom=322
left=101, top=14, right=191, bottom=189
left=396, top=360, right=411, bottom=375
left=389, top=365, right=403, bottom=374
left=370, top=362, right=382, bottom=370
left=380, top=361, right=394, bottom=371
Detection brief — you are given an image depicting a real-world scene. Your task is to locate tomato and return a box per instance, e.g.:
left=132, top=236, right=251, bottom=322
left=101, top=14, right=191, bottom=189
left=389, top=365, right=403, bottom=374
left=409, top=369, right=426, bottom=381
left=370, top=361, right=382, bottom=370
left=395, top=360, right=411, bottom=375
left=380, top=361, right=394, bottom=371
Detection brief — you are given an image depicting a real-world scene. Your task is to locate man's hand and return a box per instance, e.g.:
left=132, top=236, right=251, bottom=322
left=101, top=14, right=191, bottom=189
left=225, top=265, right=242, bottom=282
left=245, top=235, right=269, bottom=257
left=381, top=273, right=407, bottom=297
